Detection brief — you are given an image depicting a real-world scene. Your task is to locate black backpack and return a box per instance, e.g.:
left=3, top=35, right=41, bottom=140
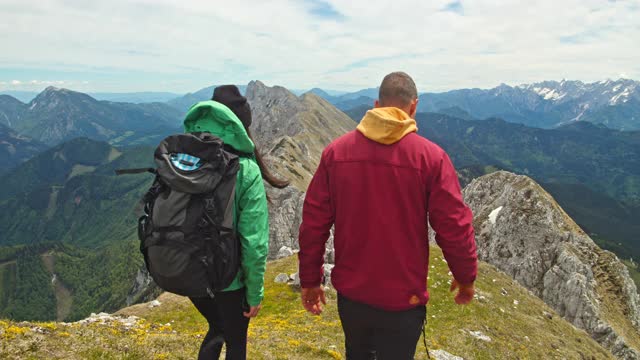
left=117, top=132, right=242, bottom=298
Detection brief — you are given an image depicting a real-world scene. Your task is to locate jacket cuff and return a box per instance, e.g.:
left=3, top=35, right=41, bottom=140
left=300, top=277, right=323, bottom=288
left=246, top=293, right=263, bottom=307
left=452, top=263, right=478, bottom=285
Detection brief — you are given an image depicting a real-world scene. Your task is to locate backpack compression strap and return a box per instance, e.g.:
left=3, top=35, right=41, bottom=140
left=114, top=168, right=156, bottom=176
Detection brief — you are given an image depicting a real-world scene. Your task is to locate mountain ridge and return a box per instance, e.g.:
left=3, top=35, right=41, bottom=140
left=464, top=171, right=640, bottom=358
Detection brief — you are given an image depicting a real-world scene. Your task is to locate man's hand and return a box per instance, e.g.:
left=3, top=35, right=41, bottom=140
left=301, top=286, right=327, bottom=315
left=450, top=279, right=474, bottom=305
left=243, top=304, right=262, bottom=318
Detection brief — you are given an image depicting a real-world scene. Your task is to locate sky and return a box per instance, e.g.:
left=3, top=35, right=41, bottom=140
left=0, top=0, right=639, bottom=94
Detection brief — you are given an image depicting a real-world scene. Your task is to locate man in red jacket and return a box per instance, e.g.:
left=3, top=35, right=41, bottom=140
left=298, top=72, right=478, bottom=359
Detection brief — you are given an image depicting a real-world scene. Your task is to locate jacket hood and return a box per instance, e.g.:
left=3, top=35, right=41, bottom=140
left=183, top=100, right=255, bottom=154
left=356, top=107, right=418, bottom=145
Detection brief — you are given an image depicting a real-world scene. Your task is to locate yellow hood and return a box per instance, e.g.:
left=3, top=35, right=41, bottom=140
left=356, top=107, right=418, bottom=145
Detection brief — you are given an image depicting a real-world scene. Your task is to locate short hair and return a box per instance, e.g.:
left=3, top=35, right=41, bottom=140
left=378, top=72, right=418, bottom=107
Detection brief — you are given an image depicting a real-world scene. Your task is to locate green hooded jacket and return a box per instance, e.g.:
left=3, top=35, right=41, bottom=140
left=183, top=100, right=269, bottom=306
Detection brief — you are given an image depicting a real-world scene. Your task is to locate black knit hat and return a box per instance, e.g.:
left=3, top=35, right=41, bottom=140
left=212, top=85, right=252, bottom=128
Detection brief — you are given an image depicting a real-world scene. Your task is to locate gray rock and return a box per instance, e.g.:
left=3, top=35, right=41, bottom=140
left=266, top=185, right=304, bottom=259
left=274, top=273, right=290, bottom=284
left=126, top=267, right=156, bottom=306
left=323, top=264, right=335, bottom=277
left=290, top=272, right=300, bottom=287
left=323, top=264, right=334, bottom=287
left=463, top=171, right=640, bottom=359
left=430, top=349, right=464, bottom=360
left=325, top=247, right=335, bottom=264
left=468, top=330, right=492, bottom=342
left=148, top=300, right=161, bottom=308
left=277, top=246, right=294, bottom=258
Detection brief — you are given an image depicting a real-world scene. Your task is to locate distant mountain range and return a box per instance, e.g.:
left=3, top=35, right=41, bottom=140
left=306, top=87, right=378, bottom=111
left=0, top=91, right=183, bottom=105
left=420, top=79, right=640, bottom=130
left=89, top=92, right=182, bottom=103
left=310, top=79, right=640, bottom=130
left=4, top=77, right=637, bottom=130
left=166, top=85, right=248, bottom=114
left=0, top=87, right=181, bottom=146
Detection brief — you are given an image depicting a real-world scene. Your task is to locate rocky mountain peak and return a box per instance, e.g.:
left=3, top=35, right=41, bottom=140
left=246, top=80, right=298, bottom=103
left=463, top=171, right=640, bottom=358
left=43, top=86, right=62, bottom=93
left=28, top=86, right=94, bottom=112
left=306, top=87, right=332, bottom=99
left=246, top=81, right=355, bottom=188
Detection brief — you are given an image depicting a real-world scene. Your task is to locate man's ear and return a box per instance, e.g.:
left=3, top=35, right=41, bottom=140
left=409, top=100, right=418, bottom=118
left=374, top=99, right=380, bottom=108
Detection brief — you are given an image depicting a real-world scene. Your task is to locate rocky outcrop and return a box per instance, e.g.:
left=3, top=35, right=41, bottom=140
left=246, top=80, right=356, bottom=190
left=126, top=267, right=161, bottom=307
left=463, top=171, right=640, bottom=358
left=266, top=185, right=304, bottom=259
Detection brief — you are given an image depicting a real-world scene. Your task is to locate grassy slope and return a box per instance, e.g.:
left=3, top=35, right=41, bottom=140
left=0, top=248, right=612, bottom=360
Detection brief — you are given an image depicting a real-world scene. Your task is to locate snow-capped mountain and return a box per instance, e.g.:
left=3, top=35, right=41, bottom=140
left=518, top=79, right=638, bottom=107
left=417, top=79, right=640, bottom=130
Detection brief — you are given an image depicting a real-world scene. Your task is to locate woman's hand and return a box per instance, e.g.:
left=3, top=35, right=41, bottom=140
left=243, top=304, right=262, bottom=318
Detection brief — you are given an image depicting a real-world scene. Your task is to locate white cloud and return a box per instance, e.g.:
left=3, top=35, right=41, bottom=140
left=0, top=0, right=639, bottom=92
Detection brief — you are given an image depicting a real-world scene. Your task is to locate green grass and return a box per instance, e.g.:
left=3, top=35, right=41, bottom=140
left=0, top=248, right=615, bottom=359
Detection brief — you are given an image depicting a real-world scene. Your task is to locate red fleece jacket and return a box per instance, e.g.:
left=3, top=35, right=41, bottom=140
left=298, top=116, right=477, bottom=311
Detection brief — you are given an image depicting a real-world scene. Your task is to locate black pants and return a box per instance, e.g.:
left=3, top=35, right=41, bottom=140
left=190, top=288, right=250, bottom=360
left=337, top=294, right=426, bottom=360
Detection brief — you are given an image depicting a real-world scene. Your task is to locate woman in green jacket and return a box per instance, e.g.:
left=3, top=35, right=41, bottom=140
left=183, top=85, right=288, bottom=360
